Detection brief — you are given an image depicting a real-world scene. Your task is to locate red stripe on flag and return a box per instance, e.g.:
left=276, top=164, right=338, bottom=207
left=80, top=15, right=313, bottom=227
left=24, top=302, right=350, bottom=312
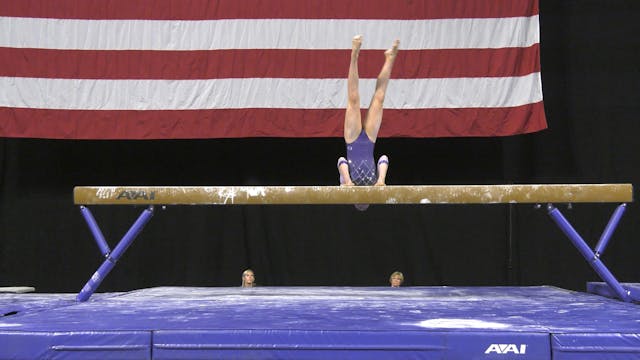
left=1, top=0, right=538, bottom=20
left=0, top=103, right=546, bottom=139
left=0, top=46, right=540, bottom=80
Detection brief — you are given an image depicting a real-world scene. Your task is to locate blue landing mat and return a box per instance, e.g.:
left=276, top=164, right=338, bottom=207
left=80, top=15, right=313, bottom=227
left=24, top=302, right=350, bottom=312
left=588, top=281, right=640, bottom=302
left=1, top=286, right=640, bottom=359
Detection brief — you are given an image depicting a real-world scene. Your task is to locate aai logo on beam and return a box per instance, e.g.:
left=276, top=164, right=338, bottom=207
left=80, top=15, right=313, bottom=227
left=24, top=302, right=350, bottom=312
left=116, top=190, right=156, bottom=201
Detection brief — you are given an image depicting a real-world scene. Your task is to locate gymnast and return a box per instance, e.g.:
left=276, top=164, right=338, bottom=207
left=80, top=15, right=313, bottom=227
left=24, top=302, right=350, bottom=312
left=337, top=35, right=398, bottom=187
left=241, top=269, right=256, bottom=287
left=337, top=36, right=398, bottom=209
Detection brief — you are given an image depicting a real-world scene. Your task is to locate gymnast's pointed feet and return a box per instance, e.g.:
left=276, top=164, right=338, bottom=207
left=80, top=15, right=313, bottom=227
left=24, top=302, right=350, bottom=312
left=352, top=35, right=363, bottom=49
left=385, top=39, right=400, bottom=61
left=352, top=35, right=363, bottom=56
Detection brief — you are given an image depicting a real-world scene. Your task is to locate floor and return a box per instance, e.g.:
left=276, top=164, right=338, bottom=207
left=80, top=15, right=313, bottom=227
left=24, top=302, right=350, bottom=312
left=2, top=285, right=640, bottom=359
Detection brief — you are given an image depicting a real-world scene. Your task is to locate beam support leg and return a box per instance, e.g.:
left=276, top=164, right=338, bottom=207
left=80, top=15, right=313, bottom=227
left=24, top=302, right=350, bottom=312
left=546, top=204, right=630, bottom=302
left=77, top=206, right=155, bottom=302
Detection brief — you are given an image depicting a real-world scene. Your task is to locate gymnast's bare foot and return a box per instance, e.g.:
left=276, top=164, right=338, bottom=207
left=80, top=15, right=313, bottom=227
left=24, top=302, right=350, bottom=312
left=352, top=35, right=363, bottom=55
left=341, top=182, right=355, bottom=186
left=385, top=39, right=400, bottom=61
left=374, top=181, right=386, bottom=186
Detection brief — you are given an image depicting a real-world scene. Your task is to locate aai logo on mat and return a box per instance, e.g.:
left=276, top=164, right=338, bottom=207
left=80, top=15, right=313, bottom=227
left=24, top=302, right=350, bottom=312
left=485, top=344, right=527, bottom=354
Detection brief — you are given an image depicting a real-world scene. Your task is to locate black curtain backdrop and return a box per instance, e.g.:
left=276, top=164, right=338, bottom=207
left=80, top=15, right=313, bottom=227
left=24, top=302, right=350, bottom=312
left=1, top=1, right=639, bottom=293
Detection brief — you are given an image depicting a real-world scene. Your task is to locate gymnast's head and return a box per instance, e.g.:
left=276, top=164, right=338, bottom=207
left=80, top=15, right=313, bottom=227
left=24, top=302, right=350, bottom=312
left=354, top=203, right=369, bottom=211
left=389, top=271, right=404, bottom=287
left=242, top=269, right=255, bottom=287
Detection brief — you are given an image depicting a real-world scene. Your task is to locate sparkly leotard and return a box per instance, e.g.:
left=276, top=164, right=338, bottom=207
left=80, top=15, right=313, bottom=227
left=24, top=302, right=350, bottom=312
left=345, top=130, right=377, bottom=185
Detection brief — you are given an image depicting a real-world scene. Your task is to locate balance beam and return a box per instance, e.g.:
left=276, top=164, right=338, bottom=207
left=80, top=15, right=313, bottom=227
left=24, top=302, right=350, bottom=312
left=74, top=183, right=635, bottom=303
left=73, top=184, right=633, bottom=205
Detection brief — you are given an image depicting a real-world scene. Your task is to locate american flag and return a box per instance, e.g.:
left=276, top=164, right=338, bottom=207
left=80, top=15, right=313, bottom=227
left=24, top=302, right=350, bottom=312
left=0, top=0, right=546, bottom=139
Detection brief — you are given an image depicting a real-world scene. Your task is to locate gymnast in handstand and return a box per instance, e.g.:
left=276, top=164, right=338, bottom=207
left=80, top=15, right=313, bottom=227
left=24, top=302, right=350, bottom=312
left=337, top=35, right=398, bottom=210
left=337, top=35, right=398, bottom=188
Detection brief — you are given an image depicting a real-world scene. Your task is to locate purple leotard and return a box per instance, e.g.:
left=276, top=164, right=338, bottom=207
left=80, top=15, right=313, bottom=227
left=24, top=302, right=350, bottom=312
left=346, top=130, right=377, bottom=185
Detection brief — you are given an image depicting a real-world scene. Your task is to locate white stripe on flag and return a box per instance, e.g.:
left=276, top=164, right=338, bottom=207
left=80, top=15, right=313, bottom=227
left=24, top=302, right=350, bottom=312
left=0, top=74, right=542, bottom=110
left=0, top=16, right=540, bottom=50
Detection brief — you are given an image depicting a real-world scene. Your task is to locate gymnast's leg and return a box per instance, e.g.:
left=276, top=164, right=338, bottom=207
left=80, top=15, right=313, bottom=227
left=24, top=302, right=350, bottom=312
left=363, top=39, right=399, bottom=142
left=344, top=35, right=363, bottom=144
left=375, top=155, right=389, bottom=186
